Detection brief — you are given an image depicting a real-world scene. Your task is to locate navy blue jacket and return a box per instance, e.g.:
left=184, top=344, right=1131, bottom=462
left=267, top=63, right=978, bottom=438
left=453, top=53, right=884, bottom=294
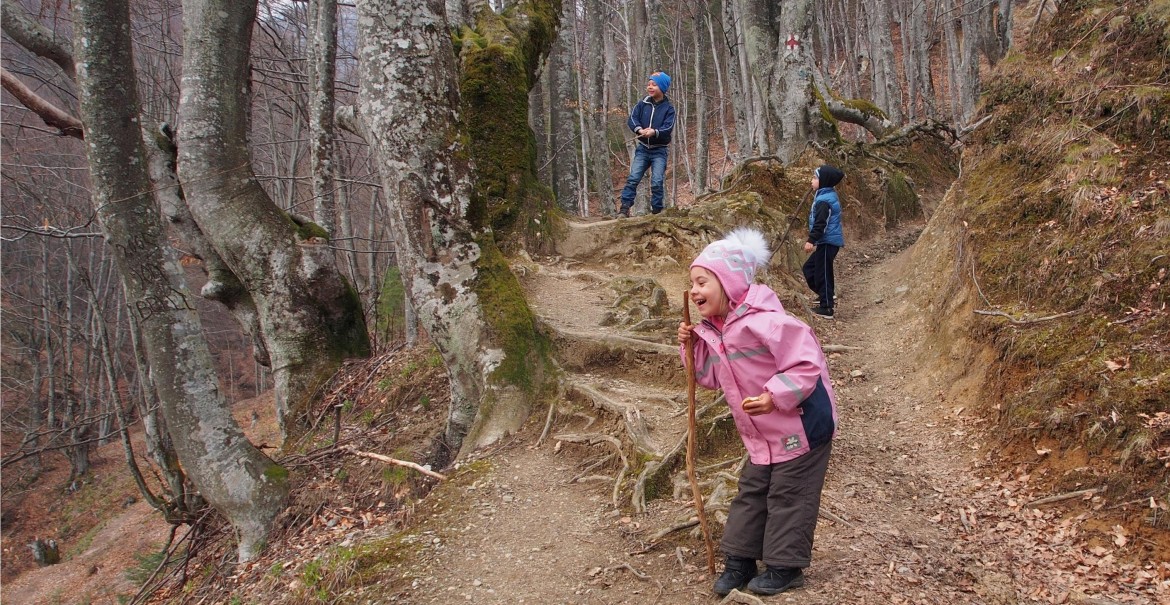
left=627, top=95, right=675, bottom=148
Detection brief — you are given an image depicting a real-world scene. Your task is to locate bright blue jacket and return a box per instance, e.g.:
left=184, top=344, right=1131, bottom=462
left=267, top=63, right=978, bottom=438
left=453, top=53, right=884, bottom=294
left=807, top=188, right=844, bottom=247
left=627, top=95, right=675, bottom=148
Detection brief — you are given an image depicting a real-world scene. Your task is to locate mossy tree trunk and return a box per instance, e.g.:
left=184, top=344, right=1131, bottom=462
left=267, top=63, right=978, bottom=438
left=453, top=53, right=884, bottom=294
left=72, top=0, right=287, bottom=562
left=458, top=1, right=561, bottom=249
left=355, top=0, right=558, bottom=462
left=176, top=0, right=370, bottom=440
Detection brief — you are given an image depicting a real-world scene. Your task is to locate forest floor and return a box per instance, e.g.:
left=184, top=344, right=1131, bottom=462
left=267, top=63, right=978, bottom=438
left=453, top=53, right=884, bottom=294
left=2, top=220, right=1165, bottom=604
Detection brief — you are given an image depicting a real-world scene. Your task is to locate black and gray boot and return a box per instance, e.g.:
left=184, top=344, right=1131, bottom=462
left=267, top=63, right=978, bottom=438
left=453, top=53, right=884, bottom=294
left=745, top=566, right=804, bottom=595
left=712, top=556, right=757, bottom=597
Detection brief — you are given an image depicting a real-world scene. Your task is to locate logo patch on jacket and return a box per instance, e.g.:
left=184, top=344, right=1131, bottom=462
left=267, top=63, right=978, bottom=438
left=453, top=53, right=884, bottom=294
left=784, top=435, right=802, bottom=451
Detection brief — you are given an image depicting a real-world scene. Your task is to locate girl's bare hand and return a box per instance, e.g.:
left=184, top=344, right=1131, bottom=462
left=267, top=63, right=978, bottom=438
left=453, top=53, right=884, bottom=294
left=677, top=321, right=693, bottom=345
left=741, top=392, right=775, bottom=416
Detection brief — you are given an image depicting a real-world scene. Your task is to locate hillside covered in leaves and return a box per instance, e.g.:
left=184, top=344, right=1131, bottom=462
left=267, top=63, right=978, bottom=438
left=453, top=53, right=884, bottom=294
left=912, top=0, right=1169, bottom=557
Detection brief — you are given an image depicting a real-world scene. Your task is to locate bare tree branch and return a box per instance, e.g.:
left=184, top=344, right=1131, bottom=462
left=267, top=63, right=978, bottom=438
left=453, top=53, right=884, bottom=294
left=1, top=67, right=83, bottom=138
left=1, top=0, right=77, bottom=79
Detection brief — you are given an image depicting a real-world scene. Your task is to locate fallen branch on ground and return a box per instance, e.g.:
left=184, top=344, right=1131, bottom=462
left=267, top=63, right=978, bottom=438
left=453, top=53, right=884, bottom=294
left=974, top=308, right=1083, bottom=325
left=343, top=445, right=447, bottom=480
left=604, top=562, right=650, bottom=580
left=1024, top=488, right=1099, bottom=508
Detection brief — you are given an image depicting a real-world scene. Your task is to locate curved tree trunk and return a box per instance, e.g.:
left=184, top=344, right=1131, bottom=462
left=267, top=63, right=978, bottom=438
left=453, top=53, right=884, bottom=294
left=72, top=0, right=288, bottom=562
left=356, top=0, right=557, bottom=463
left=176, top=0, right=370, bottom=440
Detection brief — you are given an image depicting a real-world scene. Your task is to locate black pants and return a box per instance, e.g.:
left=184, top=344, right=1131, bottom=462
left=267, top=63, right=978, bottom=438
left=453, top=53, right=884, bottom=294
left=720, top=442, right=833, bottom=569
left=802, top=244, right=840, bottom=309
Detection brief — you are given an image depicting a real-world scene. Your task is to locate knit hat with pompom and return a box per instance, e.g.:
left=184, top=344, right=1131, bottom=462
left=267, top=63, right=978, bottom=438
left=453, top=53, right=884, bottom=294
left=690, top=227, right=771, bottom=305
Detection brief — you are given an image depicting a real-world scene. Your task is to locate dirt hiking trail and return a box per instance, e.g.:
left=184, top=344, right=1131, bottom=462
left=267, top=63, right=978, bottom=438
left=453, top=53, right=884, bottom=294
left=379, top=219, right=1161, bottom=604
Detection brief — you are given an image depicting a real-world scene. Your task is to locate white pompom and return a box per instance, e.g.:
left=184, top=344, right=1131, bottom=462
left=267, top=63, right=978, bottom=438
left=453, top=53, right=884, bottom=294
left=723, top=227, right=770, bottom=269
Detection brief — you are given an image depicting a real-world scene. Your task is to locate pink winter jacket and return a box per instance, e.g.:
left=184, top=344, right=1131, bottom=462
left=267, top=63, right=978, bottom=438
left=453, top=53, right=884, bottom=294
left=682, top=284, right=839, bottom=465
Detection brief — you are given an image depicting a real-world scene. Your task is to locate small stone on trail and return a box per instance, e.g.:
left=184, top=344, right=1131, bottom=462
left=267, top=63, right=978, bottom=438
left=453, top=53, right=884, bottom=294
left=850, top=369, right=865, bottom=378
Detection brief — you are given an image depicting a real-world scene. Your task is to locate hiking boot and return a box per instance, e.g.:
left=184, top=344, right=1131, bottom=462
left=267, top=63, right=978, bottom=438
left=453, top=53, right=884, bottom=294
left=617, top=207, right=631, bottom=218
left=650, top=207, right=662, bottom=215
left=713, top=556, right=757, bottom=597
left=810, top=305, right=834, bottom=319
left=746, top=566, right=804, bottom=595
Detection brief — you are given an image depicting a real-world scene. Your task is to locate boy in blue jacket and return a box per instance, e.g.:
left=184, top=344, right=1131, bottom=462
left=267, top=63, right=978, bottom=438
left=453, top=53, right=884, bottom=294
left=618, top=72, right=675, bottom=217
left=802, top=165, right=845, bottom=318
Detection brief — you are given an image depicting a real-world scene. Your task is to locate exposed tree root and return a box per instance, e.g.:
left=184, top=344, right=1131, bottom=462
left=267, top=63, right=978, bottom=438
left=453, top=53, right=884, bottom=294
left=553, top=432, right=629, bottom=508
left=564, top=378, right=658, bottom=455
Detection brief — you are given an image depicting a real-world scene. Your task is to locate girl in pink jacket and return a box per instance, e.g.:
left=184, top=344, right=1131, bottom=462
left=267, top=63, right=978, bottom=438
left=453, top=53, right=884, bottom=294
left=677, top=227, right=838, bottom=597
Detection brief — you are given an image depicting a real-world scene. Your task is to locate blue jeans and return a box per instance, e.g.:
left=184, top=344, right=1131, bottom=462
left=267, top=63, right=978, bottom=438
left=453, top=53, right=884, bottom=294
left=620, top=145, right=668, bottom=213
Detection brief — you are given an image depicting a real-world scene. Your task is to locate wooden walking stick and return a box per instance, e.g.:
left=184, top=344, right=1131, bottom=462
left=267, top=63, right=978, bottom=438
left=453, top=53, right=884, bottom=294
left=682, top=291, right=717, bottom=574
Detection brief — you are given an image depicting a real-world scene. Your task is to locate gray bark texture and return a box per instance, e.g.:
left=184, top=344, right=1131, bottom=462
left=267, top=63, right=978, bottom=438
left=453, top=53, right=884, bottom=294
left=176, top=0, right=369, bottom=439
left=71, top=0, right=288, bottom=562
left=309, top=0, right=339, bottom=234
left=145, top=125, right=271, bottom=367
left=863, top=0, right=903, bottom=124
left=356, top=0, right=557, bottom=461
left=690, top=2, right=709, bottom=195
left=548, top=9, right=582, bottom=213
left=583, top=0, right=612, bottom=213
left=356, top=0, right=521, bottom=460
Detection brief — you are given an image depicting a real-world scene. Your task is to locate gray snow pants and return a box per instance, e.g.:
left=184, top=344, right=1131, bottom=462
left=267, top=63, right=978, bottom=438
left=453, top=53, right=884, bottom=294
left=719, top=441, right=833, bottom=569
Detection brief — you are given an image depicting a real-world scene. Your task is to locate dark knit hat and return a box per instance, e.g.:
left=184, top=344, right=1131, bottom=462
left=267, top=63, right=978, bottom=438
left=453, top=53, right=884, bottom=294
left=649, top=72, right=671, bottom=94
left=815, top=165, right=845, bottom=188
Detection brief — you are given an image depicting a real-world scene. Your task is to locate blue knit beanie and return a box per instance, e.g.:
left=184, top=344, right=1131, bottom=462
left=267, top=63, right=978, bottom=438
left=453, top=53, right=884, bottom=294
left=649, top=72, right=671, bottom=94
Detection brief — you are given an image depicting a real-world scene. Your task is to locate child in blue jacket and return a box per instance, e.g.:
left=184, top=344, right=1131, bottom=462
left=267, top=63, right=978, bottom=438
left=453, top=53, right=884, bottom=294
left=802, top=165, right=845, bottom=318
left=617, top=72, right=675, bottom=217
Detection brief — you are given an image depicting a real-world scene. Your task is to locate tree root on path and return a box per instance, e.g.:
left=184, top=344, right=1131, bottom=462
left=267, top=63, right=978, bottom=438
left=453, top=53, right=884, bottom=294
left=719, top=589, right=766, bottom=605
left=633, top=396, right=727, bottom=513
left=553, top=432, right=629, bottom=508
left=565, top=378, right=658, bottom=455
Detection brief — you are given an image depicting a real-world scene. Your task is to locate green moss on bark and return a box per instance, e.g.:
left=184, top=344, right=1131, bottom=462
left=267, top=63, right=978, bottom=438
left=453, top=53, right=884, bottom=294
left=458, top=2, right=561, bottom=253
left=472, top=235, right=551, bottom=392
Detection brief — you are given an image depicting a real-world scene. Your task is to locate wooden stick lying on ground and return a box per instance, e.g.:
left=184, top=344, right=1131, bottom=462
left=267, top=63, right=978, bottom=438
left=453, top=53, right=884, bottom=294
left=343, top=445, right=447, bottom=480
left=1024, top=488, right=1098, bottom=508
left=683, top=291, right=718, bottom=574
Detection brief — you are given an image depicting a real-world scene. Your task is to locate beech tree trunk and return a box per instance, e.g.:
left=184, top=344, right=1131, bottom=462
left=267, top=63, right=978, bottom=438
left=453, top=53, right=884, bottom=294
left=176, top=0, right=369, bottom=439
left=308, top=0, right=339, bottom=234
left=690, top=1, right=709, bottom=195
left=583, top=0, right=612, bottom=214
left=72, top=0, right=288, bottom=562
left=356, top=0, right=556, bottom=461
left=863, top=0, right=902, bottom=125
left=546, top=5, right=581, bottom=213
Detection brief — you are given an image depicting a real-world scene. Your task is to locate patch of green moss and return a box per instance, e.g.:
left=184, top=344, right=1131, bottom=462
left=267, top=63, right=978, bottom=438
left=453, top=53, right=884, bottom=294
left=472, top=236, right=550, bottom=392
left=263, top=464, right=289, bottom=485
left=287, top=214, right=330, bottom=241
left=883, top=171, right=918, bottom=227
left=841, top=97, right=887, bottom=120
